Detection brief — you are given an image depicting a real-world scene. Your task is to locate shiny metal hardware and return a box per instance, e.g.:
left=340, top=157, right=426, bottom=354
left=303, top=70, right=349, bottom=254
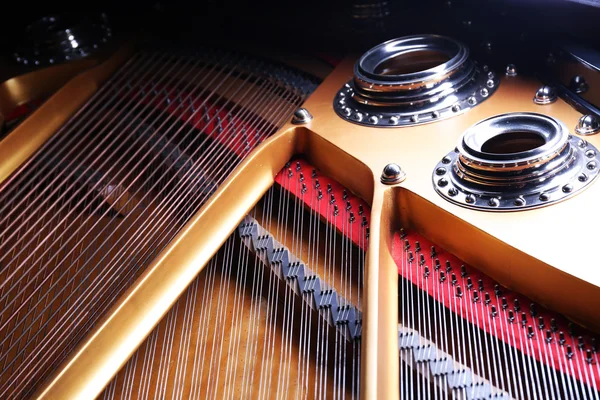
left=543, top=43, right=600, bottom=116
left=334, top=35, right=499, bottom=127
left=13, top=13, right=112, bottom=66
left=571, top=75, right=589, bottom=94
left=575, top=114, right=600, bottom=135
left=533, top=86, right=557, bottom=105
left=291, top=108, right=313, bottom=124
left=433, top=112, right=600, bottom=211
left=505, top=64, right=517, bottom=77
left=381, top=163, right=406, bottom=184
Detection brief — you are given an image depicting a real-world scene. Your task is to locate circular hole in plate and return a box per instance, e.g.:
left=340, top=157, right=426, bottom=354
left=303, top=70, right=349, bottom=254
left=373, top=49, right=451, bottom=76
left=481, top=131, right=546, bottom=154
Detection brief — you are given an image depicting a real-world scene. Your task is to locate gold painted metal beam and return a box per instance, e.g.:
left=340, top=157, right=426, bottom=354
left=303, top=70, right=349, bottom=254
left=4, top=40, right=599, bottom=400
left=0, top=60, right=96, bottom=119
left=33, top=125, right=298, bottom=399
left=0, top=43, right=134, bottom=186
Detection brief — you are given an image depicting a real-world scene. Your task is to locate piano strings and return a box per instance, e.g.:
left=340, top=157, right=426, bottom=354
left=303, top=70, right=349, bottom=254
left=100, top=159, right=368, bottom=399
left=0, top=47, right=315, bottom=398
left=397, top=230, right=600, bottom=399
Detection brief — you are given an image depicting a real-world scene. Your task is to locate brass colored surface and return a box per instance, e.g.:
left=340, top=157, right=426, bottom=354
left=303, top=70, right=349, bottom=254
left=98, top=190, right=365, bottom=399
left=34, top=125, right=300, bottom=399
left=304, top=58, right=600, bottom=332
left=1, top=49, right=592, bottom=400
left=0, top=60, right=96, bottom=120
left=0, top=43, right=134, bottom=186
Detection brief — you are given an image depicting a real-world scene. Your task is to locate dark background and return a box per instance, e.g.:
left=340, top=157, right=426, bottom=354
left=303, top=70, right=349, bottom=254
left=1, top=0, right=600, bottom=74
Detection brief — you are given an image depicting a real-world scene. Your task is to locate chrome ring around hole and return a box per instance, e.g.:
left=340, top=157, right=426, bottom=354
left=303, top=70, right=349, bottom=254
left=334, top=34, right=499, bottom=128
left=355, top=35, right=468, bottom=87
left=432, top=112, right=600, bottom=211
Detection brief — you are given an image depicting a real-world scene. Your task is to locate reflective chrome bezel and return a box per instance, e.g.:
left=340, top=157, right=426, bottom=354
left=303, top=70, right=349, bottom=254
left=433, top=113, right=600, bottom=211
left=13, top=13, right=112, bottom=66
left=334, top=34, right=499, bottom=128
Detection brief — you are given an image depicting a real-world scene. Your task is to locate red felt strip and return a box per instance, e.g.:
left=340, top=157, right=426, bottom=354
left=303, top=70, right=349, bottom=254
left=275, top=158, right=370, bottom=251
left=393, top=230, right=600, bottom=387
left=132, top=84, right=263, bottom=157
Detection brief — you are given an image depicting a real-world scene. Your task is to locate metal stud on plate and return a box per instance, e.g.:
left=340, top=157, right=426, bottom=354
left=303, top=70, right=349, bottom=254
left=505, top=64, right=517, bottom=77
left=533, top=86, right=557, bottom=105
left=291, top=108, right=313, bottom=124
left=381, top=163, right=407, bottom=185
left=570, top=75, right=588, bottom=94
left=575, top=114, right=600, bottom=136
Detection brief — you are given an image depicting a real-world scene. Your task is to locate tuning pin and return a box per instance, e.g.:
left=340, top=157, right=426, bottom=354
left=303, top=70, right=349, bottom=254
left=435, top=258, right=441, bottom=270
left=490, top=305, right=497, bottom=317
left=317, top=189, right=323, bottom=200
left=514, top=298, right=521, bottom=311
left=485, top=292, right=491, bottom=305
left=559, top=331, right=566, bottom=345
left=530, top=303, right=538, bottom=317
left=449, top=273, right=457, bottom=285
left=408, top=252, right=414, bottom=263
left=346, top=200, right=352, bottom=210
left=478, top=279, right=484, bottom=292
left=538, top=316, right=544, bottom=330
left=586, top=349, right=594, bottom=363
left=343, top=189, right=348, bottom=200
left=301, top=183, right=307, bottom=193
left=366, top=227, right=370, bottom=238
left=578, top=336, right=585, bottom=350
left=528, top=325, right=535, bottom=338
left=494, top=284, right=501, bottom=297
left=592, top=338, right=597, bottom=352
left=327, top=183, right=332, bottom=193
left=216, top=116, right=223, bottom=133
left=440, top=271, right=446, bottom=283
left=430, top=246, right=437, bottom=258
left=460, top=265, right=467, bottom=277
left=415, top=241, right=421, bottom=253
left=551, top=318, right=558, bottom=332
left=358, top=204, right=364, bottom=215
left=568, top=322, right=576, bottom=337
left=446, top=260, right=452, bottom=272
left=299, top=172, right=305, bottom=182
left=566, top=345, right=574, bottom=359
left=521, top=312, right=528, bottom=327
left=473, top=290, right=480, bottom=302
left=315, top=179, right=321, bottom=188
left=333, top=205, right=339, bottom=216
left=312, top=169, right=317, bottom=178
left=362, top=216, right=368, bottom=226
left=456, top=286, right=463, bottom=297
left=501, top=297, right=508, bottom=310
left=330, top=194, right=336, bottom=204
left=546, top=330, right=553, bottom=343
left=508, top=310, right=515, bottom=323
left=296, top=161, right=301, bottom=171
left=419, top=254, right=426, bottom=266
left=287, top=168, right=293, bottom=178
left=424, top=266, right=430, bottom=278
left=349, top=212, right=355, bottom=223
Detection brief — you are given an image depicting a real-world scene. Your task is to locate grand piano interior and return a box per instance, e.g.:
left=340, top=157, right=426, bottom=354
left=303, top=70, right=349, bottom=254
left=1, top=1, right=600, bottom=399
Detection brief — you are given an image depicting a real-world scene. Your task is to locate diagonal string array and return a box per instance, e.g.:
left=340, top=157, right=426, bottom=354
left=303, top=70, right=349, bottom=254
left=0, top=46, right=316, bottom=398
left=99, top=159, right=368, bottom=399
left=397, top=230, right=600, bottom=400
